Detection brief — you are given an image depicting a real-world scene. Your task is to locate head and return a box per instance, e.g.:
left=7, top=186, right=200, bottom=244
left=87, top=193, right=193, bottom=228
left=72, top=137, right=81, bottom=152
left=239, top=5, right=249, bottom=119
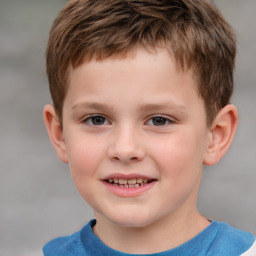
left=44, top=0, right=238, bottom=236
left=46, top=0, right=236, bottom=127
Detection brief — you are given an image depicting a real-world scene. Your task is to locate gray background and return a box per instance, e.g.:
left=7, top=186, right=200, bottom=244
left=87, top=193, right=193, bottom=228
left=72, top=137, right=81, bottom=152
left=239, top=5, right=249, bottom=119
left=1, top=0, right=255, bottom=255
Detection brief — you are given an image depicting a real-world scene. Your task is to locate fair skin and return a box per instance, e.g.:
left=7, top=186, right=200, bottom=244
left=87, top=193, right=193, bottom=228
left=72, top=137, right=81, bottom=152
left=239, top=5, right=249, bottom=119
left=44, top=47, right=238, bottom=254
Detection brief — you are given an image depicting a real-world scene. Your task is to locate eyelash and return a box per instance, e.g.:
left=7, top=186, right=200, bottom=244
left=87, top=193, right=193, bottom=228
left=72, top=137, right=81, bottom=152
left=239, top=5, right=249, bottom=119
left=146, top=116, right=173, bottom=126
left=82, top=115, right=110, bottom=126
left=82, top=114, right=174, bottom=127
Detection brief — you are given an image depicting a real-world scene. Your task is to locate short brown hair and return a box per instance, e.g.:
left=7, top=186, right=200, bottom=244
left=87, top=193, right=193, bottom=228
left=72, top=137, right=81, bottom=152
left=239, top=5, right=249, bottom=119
left=46, top=0, right=236, bottom=125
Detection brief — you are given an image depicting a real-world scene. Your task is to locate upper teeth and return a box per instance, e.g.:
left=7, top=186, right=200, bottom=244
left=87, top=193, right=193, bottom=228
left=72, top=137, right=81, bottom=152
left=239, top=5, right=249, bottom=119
left=108, top=178, right=149, bottom=184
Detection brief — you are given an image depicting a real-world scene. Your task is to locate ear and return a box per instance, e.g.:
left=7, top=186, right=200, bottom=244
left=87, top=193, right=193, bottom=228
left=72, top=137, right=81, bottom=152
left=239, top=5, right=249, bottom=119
left=43, top=104, right=68, bottom=163
left=203, top=104, right=238, bottom=166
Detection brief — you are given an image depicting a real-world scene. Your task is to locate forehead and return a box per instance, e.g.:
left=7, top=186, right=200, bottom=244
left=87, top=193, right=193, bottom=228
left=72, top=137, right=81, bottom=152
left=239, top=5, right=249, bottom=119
left=66, top=47, right=199, bottom=107
left=69, top=45, right=195, bottom=85
left=69, top=47, right=188, bottom=84
left=71, top=43, right=192, bottom=73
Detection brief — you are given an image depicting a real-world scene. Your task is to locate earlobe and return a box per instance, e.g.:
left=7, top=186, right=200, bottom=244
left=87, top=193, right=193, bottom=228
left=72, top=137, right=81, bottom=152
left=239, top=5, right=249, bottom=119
left=203, top=104, right=238, bottom=166
left=43, top=104, right=68, bottom=163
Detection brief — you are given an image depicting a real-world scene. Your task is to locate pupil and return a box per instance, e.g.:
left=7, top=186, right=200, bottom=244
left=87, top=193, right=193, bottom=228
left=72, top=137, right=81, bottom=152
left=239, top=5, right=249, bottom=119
left=152, top=117, right=166, bottom=126
left=92, top=116, right=105, bottom=125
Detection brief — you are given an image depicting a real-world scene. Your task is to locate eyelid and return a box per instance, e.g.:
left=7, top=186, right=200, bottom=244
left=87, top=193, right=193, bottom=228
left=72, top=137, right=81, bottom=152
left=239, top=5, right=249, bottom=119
left=82, top=114, right=111, bottom=125
left=146, top=115, right=175, bottom=126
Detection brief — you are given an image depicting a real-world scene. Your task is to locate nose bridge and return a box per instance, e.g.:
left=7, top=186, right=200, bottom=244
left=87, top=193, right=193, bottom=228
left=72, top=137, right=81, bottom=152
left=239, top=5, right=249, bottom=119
left=108, top=123, right=145, bottom=163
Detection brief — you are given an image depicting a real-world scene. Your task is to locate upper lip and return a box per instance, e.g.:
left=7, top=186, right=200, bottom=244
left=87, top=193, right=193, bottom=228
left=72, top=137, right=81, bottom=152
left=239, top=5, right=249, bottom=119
left=101, top=173, right=157, bottom=181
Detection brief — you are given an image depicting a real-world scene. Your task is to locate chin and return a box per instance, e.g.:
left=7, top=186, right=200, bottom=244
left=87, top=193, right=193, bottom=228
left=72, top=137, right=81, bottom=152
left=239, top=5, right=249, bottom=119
left=104, top=210, right=158, bottom=229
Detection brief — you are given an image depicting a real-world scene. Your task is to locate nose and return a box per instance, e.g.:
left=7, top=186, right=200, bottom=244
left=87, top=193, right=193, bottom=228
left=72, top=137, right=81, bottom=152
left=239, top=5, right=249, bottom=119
left=107, top=126, right=145, bottom=163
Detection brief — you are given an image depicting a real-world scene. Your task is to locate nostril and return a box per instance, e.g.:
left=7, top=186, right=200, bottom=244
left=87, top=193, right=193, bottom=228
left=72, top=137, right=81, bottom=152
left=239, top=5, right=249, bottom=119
left=107, top=144, right=145, bottom=163
left=111, top=155, right=141, bottom=162
left=111, top=156, right=138, bottom=161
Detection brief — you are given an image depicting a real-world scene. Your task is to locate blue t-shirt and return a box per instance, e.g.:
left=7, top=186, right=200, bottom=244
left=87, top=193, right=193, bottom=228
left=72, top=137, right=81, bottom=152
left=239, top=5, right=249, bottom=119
left=43, top=220, right=256, bottom=256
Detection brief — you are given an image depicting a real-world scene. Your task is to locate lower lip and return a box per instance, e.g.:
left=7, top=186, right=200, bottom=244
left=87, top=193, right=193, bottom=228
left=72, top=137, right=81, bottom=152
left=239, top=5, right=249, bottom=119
left=102, top=181, right=157, bottom=197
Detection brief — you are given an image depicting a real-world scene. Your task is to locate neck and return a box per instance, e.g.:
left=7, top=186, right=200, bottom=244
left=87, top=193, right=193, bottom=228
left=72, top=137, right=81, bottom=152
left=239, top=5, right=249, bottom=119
left=93, top=210, right=210, bottom=254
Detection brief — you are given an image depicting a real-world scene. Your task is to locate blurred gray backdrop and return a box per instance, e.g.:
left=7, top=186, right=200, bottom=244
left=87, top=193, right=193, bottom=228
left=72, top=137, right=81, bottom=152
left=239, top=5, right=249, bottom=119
left=1, top=0, right=255, bottom=255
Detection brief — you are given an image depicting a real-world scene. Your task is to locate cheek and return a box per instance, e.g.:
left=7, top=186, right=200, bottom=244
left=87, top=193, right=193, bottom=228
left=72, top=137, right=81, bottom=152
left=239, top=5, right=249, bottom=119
left=151, top=133, right=204, bottom=179
left=151, top=133, right=205, bottom=208
left=66, top=138, right=104, bottom=205
left=66, top=136, right=104, bottom=181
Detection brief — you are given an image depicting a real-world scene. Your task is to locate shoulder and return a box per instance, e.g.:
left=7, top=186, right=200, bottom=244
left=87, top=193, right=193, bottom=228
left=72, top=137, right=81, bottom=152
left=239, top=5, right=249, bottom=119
left=43, top=230, right=83, bottom=256
left=241, top=240, right=256, bottom=256
left=208, top=221, right=256, bottom=256
left=43, top=220, right=96, bottom=256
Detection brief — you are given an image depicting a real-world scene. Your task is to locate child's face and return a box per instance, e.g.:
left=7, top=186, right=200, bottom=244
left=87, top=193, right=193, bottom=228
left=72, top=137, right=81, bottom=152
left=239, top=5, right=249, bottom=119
left=61, top=48, right=211, bottom=228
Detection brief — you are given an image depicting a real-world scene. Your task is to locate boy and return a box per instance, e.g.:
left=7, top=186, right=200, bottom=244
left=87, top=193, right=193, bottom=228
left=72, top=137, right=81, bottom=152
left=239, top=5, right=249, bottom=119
left=43, top=0, right=256, bottom=255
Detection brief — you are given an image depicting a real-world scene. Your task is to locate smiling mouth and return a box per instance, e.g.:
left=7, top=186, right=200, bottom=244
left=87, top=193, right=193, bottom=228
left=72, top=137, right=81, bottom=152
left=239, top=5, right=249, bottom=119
left=105, top=178, right=156, bottom=188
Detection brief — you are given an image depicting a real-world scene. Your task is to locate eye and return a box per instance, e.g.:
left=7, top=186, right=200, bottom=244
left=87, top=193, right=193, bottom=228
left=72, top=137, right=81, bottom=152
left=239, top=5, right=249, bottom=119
left=147, top=116, right=172, bottom=126
left=83, top=115, right=110, bottom=126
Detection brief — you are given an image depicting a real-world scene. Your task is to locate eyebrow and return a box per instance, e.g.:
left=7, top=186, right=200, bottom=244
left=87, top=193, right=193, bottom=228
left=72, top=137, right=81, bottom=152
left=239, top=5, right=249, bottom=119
left=72, top=102, right=186, bottom=113
left=137, top=103, right=187, bottom=113
left=72, top=102, right=114, bottom=112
